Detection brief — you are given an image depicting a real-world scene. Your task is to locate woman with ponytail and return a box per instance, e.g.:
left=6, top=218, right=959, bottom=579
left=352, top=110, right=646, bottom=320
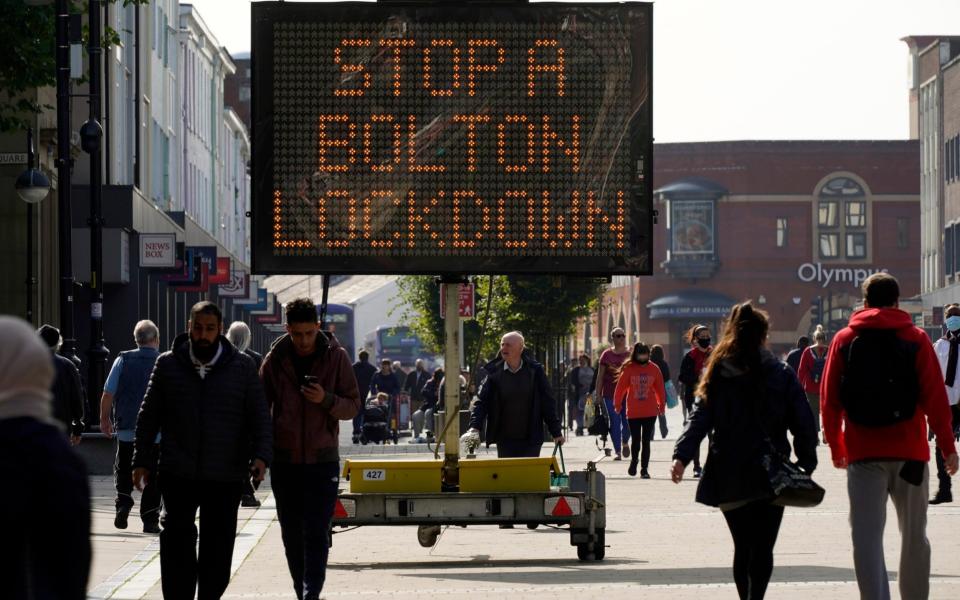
left=671, top=302, right=817, bottom=600
left=797, top=324, right=829, bottom=441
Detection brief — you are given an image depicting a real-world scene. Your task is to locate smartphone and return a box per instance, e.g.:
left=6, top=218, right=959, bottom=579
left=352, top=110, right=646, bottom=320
left=302, top=375, right=319, bottom=386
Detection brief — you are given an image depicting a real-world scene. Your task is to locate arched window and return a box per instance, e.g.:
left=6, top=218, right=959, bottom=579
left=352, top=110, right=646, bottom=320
left=584, top=321, right=593, bottom=354
left=817, top=176, right=868, bottom=260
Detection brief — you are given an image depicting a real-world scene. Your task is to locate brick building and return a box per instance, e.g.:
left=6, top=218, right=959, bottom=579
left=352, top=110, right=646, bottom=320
left=574, top=140, right=920, bottom=368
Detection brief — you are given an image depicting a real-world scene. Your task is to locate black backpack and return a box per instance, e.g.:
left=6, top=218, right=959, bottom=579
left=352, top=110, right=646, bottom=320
left=809, top=348, right=827, bottom=384
left=839, top=328, right=919, bottom=427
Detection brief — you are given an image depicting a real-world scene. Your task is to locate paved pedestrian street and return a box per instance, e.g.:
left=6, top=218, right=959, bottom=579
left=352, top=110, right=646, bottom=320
left=85, top=411, right=960, bottom=599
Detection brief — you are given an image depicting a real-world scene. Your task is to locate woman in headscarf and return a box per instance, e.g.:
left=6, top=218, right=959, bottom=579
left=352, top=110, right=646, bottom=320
left=0, top=316, right=90, bottom=599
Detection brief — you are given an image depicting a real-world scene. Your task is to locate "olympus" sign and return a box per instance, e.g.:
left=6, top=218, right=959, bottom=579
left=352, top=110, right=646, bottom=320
left=797, top=263, right=888, bottom=289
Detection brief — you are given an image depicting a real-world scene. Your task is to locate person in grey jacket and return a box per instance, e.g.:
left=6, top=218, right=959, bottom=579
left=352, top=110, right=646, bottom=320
left=133, top=302, right=272, bottom=600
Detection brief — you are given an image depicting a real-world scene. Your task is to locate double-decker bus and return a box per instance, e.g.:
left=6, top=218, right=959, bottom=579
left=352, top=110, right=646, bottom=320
left=318, top=303, right=355, bottom=359
left=365, top=325, right=430, bottom=369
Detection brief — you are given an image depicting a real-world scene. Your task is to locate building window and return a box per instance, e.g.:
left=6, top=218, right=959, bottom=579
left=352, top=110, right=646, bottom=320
left=817, top=176, right=867, bottom=260
left=944, top=227, right=953, bottom=277
left=776, top=217, right=788, bottom=247
left=846, top=233, right=867, bottom=258
left=239, top=85, right=250, bottom=102
left=819, top=233, right=839, bottom=259
left=897, top=218, right=909, bottom=249
left=818, top=200, right=838, bottom=227
left=845, top=201, right=866, bottom=228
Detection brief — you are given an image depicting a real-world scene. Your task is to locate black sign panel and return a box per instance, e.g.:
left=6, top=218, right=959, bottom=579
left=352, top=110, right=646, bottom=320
left=251, top=2, right=653, bottom=275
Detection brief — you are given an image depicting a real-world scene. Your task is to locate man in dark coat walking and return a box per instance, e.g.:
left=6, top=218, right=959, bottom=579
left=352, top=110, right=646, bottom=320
left=351, top=350, right=377, bottom=443
left=467, top=331, right=564, bottom=458
left=133, top=301, right=272, bottom=600
left=37, top=324, right=86, bottom=444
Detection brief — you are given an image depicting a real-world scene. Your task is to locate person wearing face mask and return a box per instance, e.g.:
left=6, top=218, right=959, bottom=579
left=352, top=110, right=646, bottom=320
left=931, top=303, right=960, bottom=504
left=613, top=343, right=667, bottom=478
left=797, top=324, right=829, bottom=444
left=679, top=325, right=712, bottom=477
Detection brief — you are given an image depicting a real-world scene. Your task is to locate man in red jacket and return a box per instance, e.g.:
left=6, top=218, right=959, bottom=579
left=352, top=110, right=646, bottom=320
left=261, top=298, right=361, bottom=600
left=821, top=273, right=958, bottom=600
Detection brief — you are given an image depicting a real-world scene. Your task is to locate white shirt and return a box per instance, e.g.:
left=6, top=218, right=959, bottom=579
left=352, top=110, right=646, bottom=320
left=933, top=338, right=960, bottom=406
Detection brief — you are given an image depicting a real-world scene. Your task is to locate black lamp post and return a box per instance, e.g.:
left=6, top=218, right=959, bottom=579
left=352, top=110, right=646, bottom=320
left=15, top=127, right=51, bottom=326
left=82, top=0, right=109, bottom=427
left=54, top=0, right=80, bottom=368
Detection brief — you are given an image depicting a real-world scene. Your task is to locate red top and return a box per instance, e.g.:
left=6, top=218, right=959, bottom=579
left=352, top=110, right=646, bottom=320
left=797, top=345, right=828, bottom=394
left=613, top=362, right=666, bottom=420
left=821, top=308, right=958, bottom=464
left=599, top=348, right=630, bottom=398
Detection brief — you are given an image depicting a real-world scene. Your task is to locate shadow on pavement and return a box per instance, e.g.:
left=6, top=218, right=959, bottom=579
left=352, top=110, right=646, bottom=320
left=388, top=565, right=874, bottom=586
left=331, top=557, right=646, bottom=571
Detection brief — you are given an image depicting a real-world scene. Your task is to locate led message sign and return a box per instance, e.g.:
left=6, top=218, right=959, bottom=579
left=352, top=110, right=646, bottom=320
left=251, top=2, right=653, bottom=274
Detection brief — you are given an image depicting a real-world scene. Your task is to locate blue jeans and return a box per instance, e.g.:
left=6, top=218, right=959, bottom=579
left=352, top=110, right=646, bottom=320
left=603, top=397, right=626, bottom=453
left=272, top=462, right=341, bottom=600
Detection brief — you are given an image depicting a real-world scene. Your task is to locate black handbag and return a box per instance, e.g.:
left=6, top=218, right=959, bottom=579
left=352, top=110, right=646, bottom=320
left=759, top=447, right=825, bottom=507
left=751, top=378, right=825, bottom=508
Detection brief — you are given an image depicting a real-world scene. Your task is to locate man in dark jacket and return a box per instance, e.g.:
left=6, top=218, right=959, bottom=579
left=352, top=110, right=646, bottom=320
left=405, top=359, right=429, bottom=407
left=99, top=319, right=162, bottom=533
left=369, top=358, right=401, bottom=397
left=133, top=301, right=272, bottom=600
left=351, top=350, right=377, bottom=443
left=467, top=331, right=564, bottom=458
left=261, top=298, right=361, bottom=600
left=37, top=324, right=86, bottom=444
left=785, top=335, right=810, bottom=373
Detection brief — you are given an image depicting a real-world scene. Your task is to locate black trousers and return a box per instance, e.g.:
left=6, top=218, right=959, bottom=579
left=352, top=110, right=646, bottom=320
left=721, top=500, right=785, bottom=600
left=115, top=441, right=161, bottom=523
left=272, top=462, right=341, bottom=600
left=682, top=397, right=701, bottom=469
left=627, top=417, right=657, bottom=470
left=935, top=404, right=960, bottom=493
left=159, top=472, right=243, bottom=600
left=496, top=440, right=543, bottom=458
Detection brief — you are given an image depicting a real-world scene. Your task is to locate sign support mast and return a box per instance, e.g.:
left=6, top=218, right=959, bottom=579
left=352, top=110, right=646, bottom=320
left=442, top=278, right=463, bottom=486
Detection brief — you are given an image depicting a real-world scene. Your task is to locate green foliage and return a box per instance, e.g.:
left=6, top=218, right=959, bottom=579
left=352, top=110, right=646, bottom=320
left=0, top=0, right=55, bottom=131
left=394, top=275, right=605, bottom=366
left=0, top=0, right=150, bottom=132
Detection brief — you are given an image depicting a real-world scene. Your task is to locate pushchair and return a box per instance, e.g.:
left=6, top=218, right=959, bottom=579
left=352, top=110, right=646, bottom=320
left=360, top=401, right=397, bottom=445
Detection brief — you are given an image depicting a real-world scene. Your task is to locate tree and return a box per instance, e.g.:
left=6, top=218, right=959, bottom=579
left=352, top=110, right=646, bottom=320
left=0, top=0, right=55, bottom=132
left=0, top=0, right=150, bottom=132
left=394, top=275, right=606, bottom=370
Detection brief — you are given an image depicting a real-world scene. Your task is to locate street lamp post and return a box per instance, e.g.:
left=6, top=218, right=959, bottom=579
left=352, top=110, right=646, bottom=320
left=15, top=127, right=51, bottom=326
left=82, top=0, right=109, bottom=427
left=53, top=0, right=80, bottom=367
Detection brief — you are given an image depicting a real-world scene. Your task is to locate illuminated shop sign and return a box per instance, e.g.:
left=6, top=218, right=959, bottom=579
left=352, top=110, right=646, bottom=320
left=251, top=2, right=653, bottom=275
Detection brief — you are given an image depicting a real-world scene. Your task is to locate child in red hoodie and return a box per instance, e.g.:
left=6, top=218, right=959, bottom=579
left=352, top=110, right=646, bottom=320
left=821, top=273, right=958, bottom=600
left=613, top=343, right=667, bottom=478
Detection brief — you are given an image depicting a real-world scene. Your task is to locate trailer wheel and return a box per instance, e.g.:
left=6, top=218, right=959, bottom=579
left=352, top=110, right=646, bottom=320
left=576, top=529, right=605, bottom=561
left=417, top=525, right=441, bottom=548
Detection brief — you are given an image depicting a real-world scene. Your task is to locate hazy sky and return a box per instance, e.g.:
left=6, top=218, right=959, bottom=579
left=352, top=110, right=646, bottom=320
left=187, top=0, right=960, bottom=142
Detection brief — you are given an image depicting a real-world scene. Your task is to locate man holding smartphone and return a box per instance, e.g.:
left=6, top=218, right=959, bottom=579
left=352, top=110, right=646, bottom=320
left=260, top=298, right=361, bottom=600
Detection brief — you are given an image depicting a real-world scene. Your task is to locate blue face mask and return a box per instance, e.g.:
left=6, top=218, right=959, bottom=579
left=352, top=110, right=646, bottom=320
left=947, top=315, right=960, bottom=332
